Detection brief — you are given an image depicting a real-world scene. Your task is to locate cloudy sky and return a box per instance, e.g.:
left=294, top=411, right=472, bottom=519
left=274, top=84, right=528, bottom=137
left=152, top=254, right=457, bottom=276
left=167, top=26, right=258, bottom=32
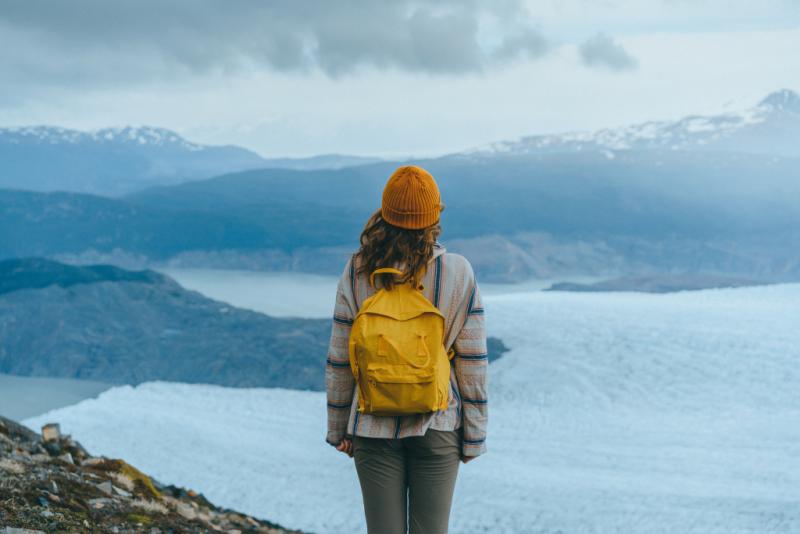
left=1, top=0, right=799, bottom=158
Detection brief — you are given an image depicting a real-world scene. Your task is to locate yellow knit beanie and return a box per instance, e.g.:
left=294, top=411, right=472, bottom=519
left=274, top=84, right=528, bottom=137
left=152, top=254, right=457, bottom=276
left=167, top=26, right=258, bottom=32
left=381, top=165, right=442, bottom=230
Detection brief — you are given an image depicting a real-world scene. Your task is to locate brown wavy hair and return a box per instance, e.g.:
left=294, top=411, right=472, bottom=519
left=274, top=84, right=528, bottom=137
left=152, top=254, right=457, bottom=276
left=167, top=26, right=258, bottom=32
left=355, top=208, right=442, bottom=290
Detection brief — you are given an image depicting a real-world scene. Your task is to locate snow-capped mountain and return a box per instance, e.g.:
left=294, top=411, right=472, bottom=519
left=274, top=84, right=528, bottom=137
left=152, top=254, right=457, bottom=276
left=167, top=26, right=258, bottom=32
left=0, top=125, right=383, bottom=196
left=0, top=125, right=270, bottom=196
left=0, top=125, right=205, bottom=150
left=461, top=89, right=800, bottom=158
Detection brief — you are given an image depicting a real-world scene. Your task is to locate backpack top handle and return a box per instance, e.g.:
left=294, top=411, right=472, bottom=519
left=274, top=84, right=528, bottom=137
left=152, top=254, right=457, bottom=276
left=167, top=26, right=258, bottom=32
left=369, top=267, right=404, bottom=289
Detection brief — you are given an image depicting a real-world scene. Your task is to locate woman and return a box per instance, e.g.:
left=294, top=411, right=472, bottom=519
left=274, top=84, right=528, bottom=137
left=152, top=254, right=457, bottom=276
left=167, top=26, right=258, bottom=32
left=325, top=165, right=489, bottom=534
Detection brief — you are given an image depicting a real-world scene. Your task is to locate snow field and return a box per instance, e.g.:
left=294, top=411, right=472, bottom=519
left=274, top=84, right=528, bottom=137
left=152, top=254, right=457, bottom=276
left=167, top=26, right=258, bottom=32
left=25, top=284, right=800, bottom=533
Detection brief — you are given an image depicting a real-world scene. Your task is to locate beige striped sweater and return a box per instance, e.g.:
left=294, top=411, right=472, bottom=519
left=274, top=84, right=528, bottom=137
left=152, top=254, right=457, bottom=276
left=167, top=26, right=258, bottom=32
left=325, top=241, right=489, bottom=457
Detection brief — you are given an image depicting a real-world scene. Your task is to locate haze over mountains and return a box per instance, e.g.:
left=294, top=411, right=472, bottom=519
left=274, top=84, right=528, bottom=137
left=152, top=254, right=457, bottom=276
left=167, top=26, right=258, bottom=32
left=1, top=89, right=798, bottom=282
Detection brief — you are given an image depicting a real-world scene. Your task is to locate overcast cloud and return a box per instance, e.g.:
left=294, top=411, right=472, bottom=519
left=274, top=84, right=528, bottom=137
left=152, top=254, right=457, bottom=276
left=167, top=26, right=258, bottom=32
left=0, top=0, right=551, bottom=88
left=579, top=33, right=638, bottom=71
left=0, top=0, right=797, bottom=157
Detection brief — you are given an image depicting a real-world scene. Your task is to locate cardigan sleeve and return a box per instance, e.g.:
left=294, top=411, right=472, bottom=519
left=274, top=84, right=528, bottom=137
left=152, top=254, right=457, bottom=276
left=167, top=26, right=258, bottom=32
left=452, top=263, right=489, bottom=457
left=325, top=256, right=357, bottom=447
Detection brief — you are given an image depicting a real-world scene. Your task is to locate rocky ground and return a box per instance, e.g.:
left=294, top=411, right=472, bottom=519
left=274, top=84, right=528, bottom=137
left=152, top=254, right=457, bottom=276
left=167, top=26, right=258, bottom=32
left=0, top=415, right=303, bottom=534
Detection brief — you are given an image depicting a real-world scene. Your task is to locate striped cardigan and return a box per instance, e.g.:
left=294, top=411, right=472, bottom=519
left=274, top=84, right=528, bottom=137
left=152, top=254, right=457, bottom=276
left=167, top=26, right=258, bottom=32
left=325, top=242, right=489, bottom=457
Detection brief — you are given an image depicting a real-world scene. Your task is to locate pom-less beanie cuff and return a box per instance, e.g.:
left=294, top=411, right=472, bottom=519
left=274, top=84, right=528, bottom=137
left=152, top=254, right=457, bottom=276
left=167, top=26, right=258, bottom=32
left=381, top=165, right=442, bottom=230
left=381, top=204, right=441, bottom=229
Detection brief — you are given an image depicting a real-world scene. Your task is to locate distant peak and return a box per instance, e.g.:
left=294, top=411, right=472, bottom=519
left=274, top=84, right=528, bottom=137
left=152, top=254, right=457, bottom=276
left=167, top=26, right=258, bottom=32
left=758, top=89, right=800, bottom=113
left=0, top=125, right=204, bottom=149
left=91, top=125, right=198, bottom=147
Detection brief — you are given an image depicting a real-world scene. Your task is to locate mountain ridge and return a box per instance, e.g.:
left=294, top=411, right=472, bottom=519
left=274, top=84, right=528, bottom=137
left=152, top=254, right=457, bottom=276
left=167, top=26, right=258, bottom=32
left=458, top=89, right=800, bottom=158
left=759, top=88, right=800, bottom=113
left=0, top=124, right=384, bottom=196
left=1, top=125, right=205, bottom=149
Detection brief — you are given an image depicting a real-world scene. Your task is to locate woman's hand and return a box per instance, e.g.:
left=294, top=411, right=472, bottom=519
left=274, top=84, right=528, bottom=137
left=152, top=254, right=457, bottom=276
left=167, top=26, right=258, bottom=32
left=336, top=437, right=353, bottom=457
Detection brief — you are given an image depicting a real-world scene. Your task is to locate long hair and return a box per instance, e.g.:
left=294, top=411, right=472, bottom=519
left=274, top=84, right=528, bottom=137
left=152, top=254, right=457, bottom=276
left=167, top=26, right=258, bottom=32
left=355, top=208, right=442, bottom=290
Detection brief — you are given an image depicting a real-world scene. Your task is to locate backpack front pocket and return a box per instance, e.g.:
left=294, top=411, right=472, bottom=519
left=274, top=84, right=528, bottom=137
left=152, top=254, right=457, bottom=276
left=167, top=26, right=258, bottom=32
left=363, top=363, right=437, bottom=415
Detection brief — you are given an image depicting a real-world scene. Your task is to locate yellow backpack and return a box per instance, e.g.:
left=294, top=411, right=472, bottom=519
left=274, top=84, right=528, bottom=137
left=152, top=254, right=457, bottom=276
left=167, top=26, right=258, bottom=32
left=349, top=267, right=453, bottom=416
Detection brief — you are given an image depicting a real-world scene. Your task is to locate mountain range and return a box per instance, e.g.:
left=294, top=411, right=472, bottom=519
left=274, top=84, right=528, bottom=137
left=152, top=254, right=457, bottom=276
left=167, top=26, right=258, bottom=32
left=0, top=125, right=380, bottom=196
left=1, top=90, right=798, bottom=282
left=460, top=89, right=800, bottom=158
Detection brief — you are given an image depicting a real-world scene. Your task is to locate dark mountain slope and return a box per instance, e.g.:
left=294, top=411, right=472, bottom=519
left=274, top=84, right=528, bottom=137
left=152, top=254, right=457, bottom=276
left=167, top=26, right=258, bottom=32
left=0, top=258, right=331, bottom=389
left=127, top=149, right=800, bottom=239
left=3, top=146, right=799, bottom=281
left=0, top=188, right=361, bottom=260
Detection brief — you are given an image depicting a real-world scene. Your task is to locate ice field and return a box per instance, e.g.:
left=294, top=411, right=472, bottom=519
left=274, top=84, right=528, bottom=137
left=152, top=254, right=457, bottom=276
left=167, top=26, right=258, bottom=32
left=25, top=283, right=800, bottom=533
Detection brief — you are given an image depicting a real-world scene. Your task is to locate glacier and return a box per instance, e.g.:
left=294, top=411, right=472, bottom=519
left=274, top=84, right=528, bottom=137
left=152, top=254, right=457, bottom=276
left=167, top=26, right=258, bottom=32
left=24, top=283, right=800, bottom=533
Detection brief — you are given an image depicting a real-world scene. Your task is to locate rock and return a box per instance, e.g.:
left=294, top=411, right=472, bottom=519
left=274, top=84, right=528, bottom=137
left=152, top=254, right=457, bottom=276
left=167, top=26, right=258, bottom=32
left=88, top=497, right=114, bottom=509
left=83, top=457, right=162, bottom=499
left=175, top=501, right=198, bottom=520
left=97, top=480, right=113, bottom=495
left=42, top=440, right=62, bottom=456
left=112, top=484, right=132, bottom=498
left=0, top=458, right=26, bottom=474
left=41, top=423, right=61, bottom=442
left=62, top=436, right=91, bottom=462
left=2, top=528, right=46, bottom=534
left=56, top=452, right=74, bottom=464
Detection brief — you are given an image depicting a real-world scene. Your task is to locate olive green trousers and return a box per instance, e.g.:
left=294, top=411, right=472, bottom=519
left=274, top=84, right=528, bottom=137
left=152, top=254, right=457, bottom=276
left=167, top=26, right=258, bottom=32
left=352, top=428, right=462, bottom=534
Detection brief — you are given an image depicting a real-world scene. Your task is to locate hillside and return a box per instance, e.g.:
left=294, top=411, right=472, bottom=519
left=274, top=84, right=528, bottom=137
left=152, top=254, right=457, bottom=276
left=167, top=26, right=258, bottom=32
left=0, top=415, right=301, bottom=533
left=0, top=187, right=363, bottom=266
left=0, top=258, right=331, bottom=389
